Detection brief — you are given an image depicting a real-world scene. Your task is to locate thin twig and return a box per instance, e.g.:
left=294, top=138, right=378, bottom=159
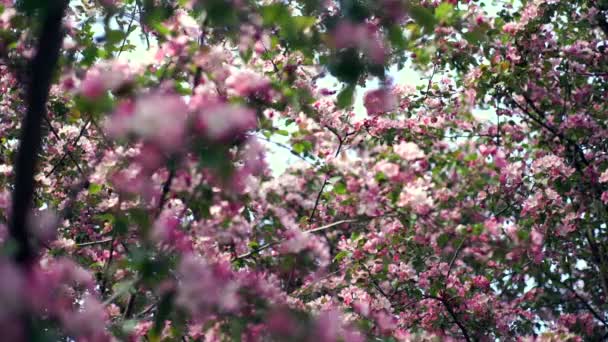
left=446, top=238, right=465, bottom=280
left=442, top=298, right=473, bottom=342
left=156, top=167, right=175, bottom=219
left=45, top=118, right=91, bottom=177
left=117, top=5, right=138, bottom=57
left=308, top=126, right=354, bottom=223
left=100, top=234, right=117, bottom=296
left=234, top=218, right=363, bottom=260
left=103, top=277, right=139, bottom=306
left=257, top=135, right=316, bottom=164
left=124, top=292, right=137, bottom=318
left=135, top=302, right=158, bottom=318
left=76, top=238, right=114, bottom=247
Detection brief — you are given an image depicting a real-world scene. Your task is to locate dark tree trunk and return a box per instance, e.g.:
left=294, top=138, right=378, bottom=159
left=9, top=1, right=68, bottom=265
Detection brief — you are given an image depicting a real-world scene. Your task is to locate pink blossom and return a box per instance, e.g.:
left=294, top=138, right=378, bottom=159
left=602, top=191, right=608, bottom=204
left=332, top=21, right=387, bottom=64
left=61, top=294, right=108, bottom=340
left=503, top=22, right=519, bottom=35
left=226, top=70, right=271, bottom=98
left=176, top=255, right=241, bottom=318
left=531, top=154, right=574, bottom=179
left=363, top=88, right=397, bottom=115
left=599, top=169, right=608, bottom=183
left=196, top=102, right=257, bottom=140
left=398, top=179, right=434, bottom=214
left=374, top=161, right=400, bottom=179
left=394, top=141, right=425, bottom=161
left=79, top=62, right=133, bottom=99
left=0, top=8, right=15, bottom=30
left=472, top=275, right=491, bottom=290
left=107, top=94, right=188, bottom=151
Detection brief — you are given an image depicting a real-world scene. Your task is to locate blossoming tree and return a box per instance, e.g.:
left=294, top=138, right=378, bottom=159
left=1, top=0, right=607, bottom=340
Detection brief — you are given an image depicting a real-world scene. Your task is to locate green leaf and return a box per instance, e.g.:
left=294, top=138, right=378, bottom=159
left=518, top=230, right=530, bottom=241
left=152, top=292, right=175, bottom=336
left=410, top=6, right=436, bottom=34
left=337, top=84, right=356, bottom=108
left=334, top=250, right=350, bottom=262
left=437, top=233, right=450, bottom=248
left=472, top=224, right=484, bottom=235
left=114, top=215, right=129, bottom=236
left=293, top=16, right=316, bottom=30
left=434, top=3, right=454, bottom=22
left=464, top=153, right=478, bottom=162
left=261, top=3, right=290, bottom=26
left=328, top=49, right=364, bottom=83
left=88, top=183, right=102, bottom=195
left=151, top=22, right=171, bottom=37
left=240, top=48, right=253, bottom=63
left=200, top=0, right=237, bottom=25
left=94, top=213, right=115, bottom=224
left=293, top=142, right=305, bottom=154
left=333, top=182, right=347, bottom=195
left=105, top=29, right=125, bottom=45
left=388, top=25, right=407, bottom=49
left=128, top=208, right=150, bottom=233
left=463, top=28, right=486, bottom=44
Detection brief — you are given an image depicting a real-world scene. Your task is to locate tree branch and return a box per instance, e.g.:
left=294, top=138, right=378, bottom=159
left=45, top=118, right=90, bottom=177
left=9, top=1, right=68, bottom=265
left=308, top=126, right=355, bottom=223
left=446, top=238, right=465, bottom=280
left=234, top=218, right=363, bottom=260
left=76, top=238, right=114, bottom=247
left=442, top=298, right=473, bottom=342
left=156, top=167, right=175, bottom=219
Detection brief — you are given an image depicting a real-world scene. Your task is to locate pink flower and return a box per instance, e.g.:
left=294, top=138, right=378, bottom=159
left=599, top=169, right=608, bottom=183
left=0, top=190, right=10, bottom=211
left=313, top=309, right=341, bottom=342
left=364, top=88, right=397, bottom=115
left=80, top=73, right=105, bottom=99
left=374, top=161, right=400, bottom=178
left=79, top=62, right=133, bottom=99
left=61, top=294, right=108, bottom=340
left=29, top=209, right=58, bottom=245
left=133, top=321, right=153, bottom=338
left=226, top=70, right=271, bottom=98
left=398, top=179, right=434, bottom=214
left=107, top=94, right=188, bottom=151
left=0, top=8, right=16, bottom=30
left=332, top=21, right=387, bottom=64
left=238, top=137, right=268, bottom=177
left=531, top=154, right=574, bottom=179
left=472, top=275, right=490, bottom=290
left=152, top=213, right=192, bottom=252
left=394, top=141, right=425, bottom=161
left=503, top=22, right=518, bottom=34
left=176, top=255, right=241, bottom=319
left=602, top=191, right=608, bottom=204
left=196, top=103, right=257, bottom=141
left=280, top=229, right=310, bottom=254
left=374, top=311, right=397, bottom=333
left=0, top=261, right=24, bottom=320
